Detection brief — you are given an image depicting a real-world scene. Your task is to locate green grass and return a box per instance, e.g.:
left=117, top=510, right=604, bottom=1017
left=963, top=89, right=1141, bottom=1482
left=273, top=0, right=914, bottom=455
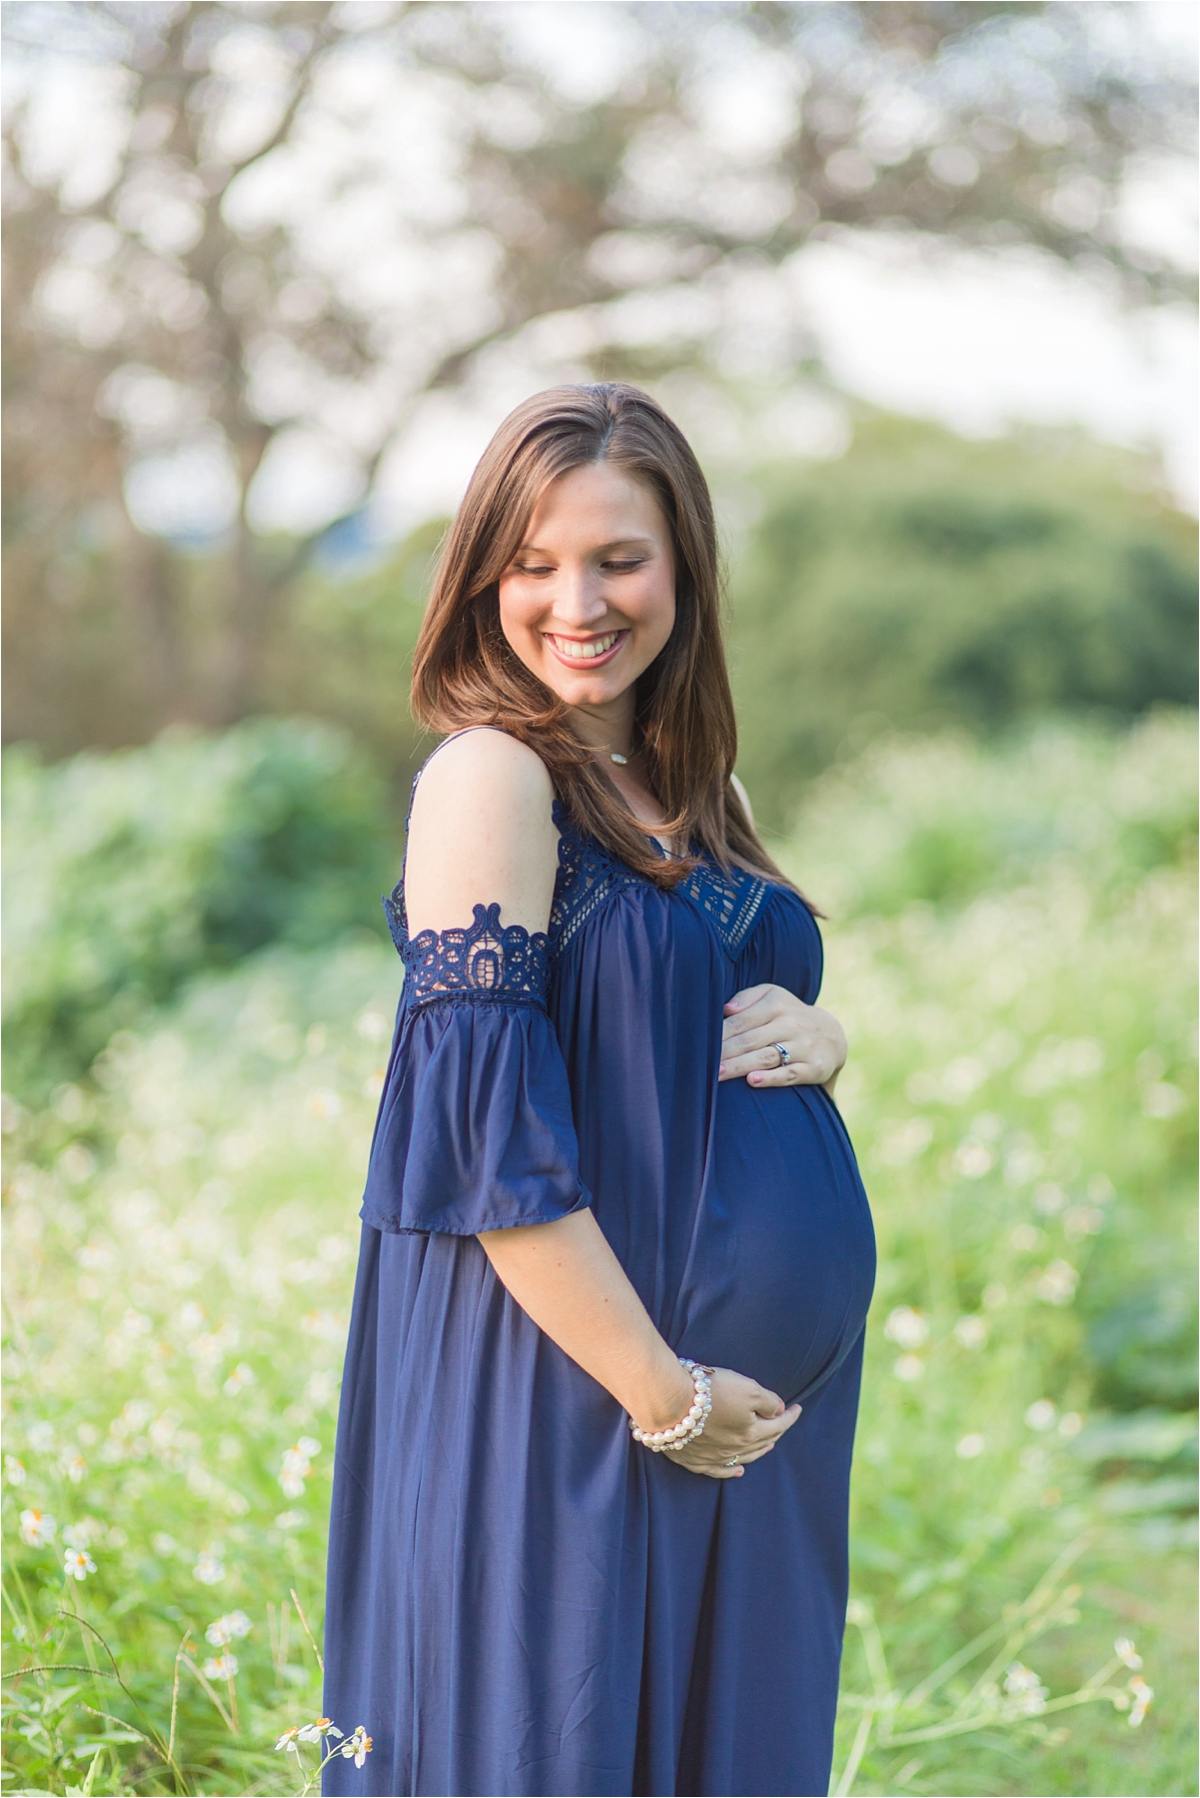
left=3, top=714, right=1196, bottom=1797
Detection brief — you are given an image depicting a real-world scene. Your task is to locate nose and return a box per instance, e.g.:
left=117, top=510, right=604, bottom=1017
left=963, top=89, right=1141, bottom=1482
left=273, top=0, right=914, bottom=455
left=549, top=563, right=611, bottom=630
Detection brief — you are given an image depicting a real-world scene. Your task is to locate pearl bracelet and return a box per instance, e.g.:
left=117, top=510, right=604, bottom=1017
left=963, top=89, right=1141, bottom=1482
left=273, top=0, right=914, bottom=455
left=628, top=1358, right=714, bottom=1453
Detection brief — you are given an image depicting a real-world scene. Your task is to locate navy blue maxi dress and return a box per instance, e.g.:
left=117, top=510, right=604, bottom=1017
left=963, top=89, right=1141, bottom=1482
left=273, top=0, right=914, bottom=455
left=323, top=764, right=876, bottom=1798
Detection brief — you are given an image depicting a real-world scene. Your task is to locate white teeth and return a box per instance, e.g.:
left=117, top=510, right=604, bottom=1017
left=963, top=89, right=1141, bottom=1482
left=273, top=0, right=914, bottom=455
left=550, top=632, right=620, bottom=660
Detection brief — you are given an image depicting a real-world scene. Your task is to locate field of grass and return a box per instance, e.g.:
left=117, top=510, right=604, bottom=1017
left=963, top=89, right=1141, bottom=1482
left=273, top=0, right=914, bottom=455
left=3, top=713, right=1196, bottom=1797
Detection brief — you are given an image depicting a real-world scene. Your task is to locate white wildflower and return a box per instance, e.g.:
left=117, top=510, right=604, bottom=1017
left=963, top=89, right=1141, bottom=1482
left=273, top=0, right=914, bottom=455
left=63, top=1547, right=96, bottom=1581
left=1035, top=1260, right=1078, bottom=1305
left=5, top=1456, right=27, bottom=1486
left=1115, top=1638, right=1142, bottom=1671
left=878, top=1119, right=933, bottom=1165
left=202, top=1653, right=238, bottom=1680
left=884, top=1307, right=929, bottom=1350
left=298, top=1718, right=344, bottom=1744
left=27, top=1422, right=55, bottom=1454
left=341, top=1726, right=373, bottom=1768
left=19, top=1509, right=56, bottom=1547
left=1025, top=1400, right=1058, bottom=1432
left=276, top=1727, right=302, bottom=1753
left=62, top=1520, right=100, bottom=1550
left=893, top=1354, right=925, bottom=1382
left=953, top=1316, right=987, bottom=1348
left=1003, top=1662, right=1047, bottom=1715
left=206, top=1611, right=252, bottom=1647
left=193, top=1551, right=225, bottom=1585
left=1127, top=1676, right=1153, bottom=1727
left=952, top=1139, right=995, bottom=1179
left=223, top=1363, right=255, bottom=1396
left=279, top=1437, right=321, bottom=1499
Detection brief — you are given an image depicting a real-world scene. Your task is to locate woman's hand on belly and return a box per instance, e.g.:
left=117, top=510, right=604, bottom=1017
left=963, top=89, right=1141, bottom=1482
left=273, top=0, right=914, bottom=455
left=665, top=1369, right=802, bottom=1480
left=719, top=982, right=847, bottom=1094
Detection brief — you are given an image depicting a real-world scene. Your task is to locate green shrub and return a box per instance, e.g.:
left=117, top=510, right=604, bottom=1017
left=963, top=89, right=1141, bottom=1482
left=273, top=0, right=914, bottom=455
left=2, top=716, right=1195, bottom=1795
left=1, top=721, right=396, bottom=1100
left=727, top=419, right=1198, bottom=829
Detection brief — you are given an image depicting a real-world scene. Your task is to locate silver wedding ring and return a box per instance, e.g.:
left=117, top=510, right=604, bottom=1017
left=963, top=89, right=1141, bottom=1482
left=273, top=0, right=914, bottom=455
left=771, top=1042, right=790, bottom=1068
left=724, top=1455, right=740, bottom=1467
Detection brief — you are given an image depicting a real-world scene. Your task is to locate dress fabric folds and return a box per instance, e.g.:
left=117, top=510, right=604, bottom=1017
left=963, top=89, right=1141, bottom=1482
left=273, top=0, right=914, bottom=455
left=323, top=777, right=876, bottom=1798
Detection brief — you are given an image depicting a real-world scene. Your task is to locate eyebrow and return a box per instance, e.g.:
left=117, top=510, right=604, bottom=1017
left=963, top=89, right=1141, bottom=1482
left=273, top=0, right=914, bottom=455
left=515, top=537, right=656, bottom=557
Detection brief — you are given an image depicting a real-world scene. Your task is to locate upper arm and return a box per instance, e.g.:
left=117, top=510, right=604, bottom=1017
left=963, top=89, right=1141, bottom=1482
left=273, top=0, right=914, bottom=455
left=404, top=730, right=560, bottom=937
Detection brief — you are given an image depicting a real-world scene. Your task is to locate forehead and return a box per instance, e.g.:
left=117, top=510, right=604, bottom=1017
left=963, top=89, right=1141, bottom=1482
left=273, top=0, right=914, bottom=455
left=523, top=461, right=665, bottom=541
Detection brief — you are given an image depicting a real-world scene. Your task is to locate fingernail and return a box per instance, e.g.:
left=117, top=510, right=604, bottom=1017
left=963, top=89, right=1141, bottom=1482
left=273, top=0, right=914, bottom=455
left=718, top=1064, right=726, bottom=1077
left=749, top=1073, right=762, bottom=1086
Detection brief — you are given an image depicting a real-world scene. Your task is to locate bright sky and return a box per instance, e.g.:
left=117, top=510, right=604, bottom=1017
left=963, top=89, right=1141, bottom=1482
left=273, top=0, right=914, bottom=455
left=7, top=0, right=1197, bottom=537
left=369, top=236, right=1198, bottom=538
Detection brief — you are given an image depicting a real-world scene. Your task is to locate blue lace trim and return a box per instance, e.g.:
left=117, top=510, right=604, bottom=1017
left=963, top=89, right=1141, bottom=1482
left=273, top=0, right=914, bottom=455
left=383, top=796, right=774, bottom=985
left=549, top=799, right=642, bottom=954
left=549, top=799, right=770, bottom=959
left=391, top=901, right=550, bottom=1009
left=675, top=861, right=769, bottom=957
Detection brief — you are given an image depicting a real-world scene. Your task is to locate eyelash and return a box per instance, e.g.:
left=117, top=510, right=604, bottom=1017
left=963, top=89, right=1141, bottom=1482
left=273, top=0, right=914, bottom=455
left=515, top=559, right=646, bottom=577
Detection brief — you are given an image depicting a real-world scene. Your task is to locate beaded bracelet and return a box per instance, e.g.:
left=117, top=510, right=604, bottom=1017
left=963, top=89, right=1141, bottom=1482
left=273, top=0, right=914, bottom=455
left=628, top=1358, right=714, bottom=1453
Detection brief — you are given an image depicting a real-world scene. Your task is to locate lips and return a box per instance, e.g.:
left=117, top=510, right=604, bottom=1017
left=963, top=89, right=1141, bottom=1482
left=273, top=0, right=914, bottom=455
left=544, top=630, right=628, bottom=669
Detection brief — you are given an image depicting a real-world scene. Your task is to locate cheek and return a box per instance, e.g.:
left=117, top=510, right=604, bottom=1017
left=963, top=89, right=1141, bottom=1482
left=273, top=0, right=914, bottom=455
left=637, top=569, right=676, bottom=650
left=497, top=582, right=542, bottom=650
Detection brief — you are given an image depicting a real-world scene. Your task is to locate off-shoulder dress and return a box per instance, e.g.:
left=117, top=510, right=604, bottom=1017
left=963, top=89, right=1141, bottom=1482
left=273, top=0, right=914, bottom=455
left=322, top=755, right=876, bottom=1798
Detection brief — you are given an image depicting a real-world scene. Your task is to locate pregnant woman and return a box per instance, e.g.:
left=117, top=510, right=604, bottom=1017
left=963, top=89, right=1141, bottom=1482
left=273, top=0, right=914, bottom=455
left=323, top=383, right=876, bottom=1798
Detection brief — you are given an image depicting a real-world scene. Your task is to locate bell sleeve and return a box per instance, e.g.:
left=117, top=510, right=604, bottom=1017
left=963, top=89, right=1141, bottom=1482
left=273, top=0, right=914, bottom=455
left=360, top=902, right=591, bottom=1236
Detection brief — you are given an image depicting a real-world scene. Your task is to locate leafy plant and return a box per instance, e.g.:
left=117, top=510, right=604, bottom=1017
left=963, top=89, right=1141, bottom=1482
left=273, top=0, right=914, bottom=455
left=1, top=721, right=396, bottom=1101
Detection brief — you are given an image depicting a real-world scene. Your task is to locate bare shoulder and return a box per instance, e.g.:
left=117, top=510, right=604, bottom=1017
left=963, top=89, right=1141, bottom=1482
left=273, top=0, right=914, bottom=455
left=406, top=729, right=559, bottom=936
left=415, top=727, right=554, bottom=816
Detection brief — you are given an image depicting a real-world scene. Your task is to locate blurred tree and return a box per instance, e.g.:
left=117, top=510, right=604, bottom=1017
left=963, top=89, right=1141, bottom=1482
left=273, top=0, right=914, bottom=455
left=2, top=0, right=1194, bottom=756
left=726, top=416, right=1198, bottom=828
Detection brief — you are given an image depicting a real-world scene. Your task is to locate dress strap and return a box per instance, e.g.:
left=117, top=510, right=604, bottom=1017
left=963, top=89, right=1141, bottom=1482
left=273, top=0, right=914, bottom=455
left=404, top=727, right=503, bottom=834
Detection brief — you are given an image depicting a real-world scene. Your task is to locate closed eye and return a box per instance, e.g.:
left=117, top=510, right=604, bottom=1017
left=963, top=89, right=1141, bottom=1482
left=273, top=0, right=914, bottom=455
left=601, top=558, right=647, bottom=573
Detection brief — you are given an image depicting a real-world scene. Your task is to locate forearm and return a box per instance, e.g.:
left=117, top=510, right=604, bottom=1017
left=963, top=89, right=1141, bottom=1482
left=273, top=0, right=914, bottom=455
left=479, top=1209, right=694, bottom=1431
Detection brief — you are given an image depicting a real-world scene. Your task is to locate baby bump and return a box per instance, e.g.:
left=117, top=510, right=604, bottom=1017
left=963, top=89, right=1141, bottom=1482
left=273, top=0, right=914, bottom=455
left=676, top=1083, right=876, bottom=1405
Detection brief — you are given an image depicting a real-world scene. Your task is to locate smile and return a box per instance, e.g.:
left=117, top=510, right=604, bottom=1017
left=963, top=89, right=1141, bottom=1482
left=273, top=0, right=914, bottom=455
left=544, top=631, right=627, bottom=668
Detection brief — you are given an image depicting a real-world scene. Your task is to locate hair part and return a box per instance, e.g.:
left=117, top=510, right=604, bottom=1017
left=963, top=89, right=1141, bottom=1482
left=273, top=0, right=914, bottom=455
left=410, top=382, right=813, bottom=904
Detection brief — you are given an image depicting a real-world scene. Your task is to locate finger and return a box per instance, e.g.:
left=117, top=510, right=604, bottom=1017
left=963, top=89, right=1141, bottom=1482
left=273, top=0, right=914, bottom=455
left=722, top=984, right=771, bottom=1016
left=774, top=1402, right=803, bottom=1435
left=747, top=1403, right=802, bottom=1443
left=748, top=1059, right=833, bottom=1088
left=720, top=1004, right=785, bottom=1049
left=720, top=1039, right=801, bottom=1082
left=751, top=1387, right=786, bottom=1419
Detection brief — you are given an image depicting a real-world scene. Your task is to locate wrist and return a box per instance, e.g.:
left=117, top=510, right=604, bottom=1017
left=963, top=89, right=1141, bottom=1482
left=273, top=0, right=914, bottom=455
left=629, top=1359, right=714, bottom=1452
left=628, top=1358, right=695, bottom=1434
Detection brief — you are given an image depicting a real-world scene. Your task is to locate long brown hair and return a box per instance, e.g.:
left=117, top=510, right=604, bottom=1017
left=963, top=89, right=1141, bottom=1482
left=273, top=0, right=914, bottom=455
left=411, top=382, right=807, bottom=900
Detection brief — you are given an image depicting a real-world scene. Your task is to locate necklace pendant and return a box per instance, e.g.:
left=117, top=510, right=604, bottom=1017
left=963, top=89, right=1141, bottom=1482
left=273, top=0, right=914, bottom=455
left=609, top=752, right=628, bottom=765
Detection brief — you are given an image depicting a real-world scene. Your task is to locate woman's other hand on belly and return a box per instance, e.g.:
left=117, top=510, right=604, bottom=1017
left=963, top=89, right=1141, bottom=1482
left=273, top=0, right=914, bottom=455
left=719, top=983, right=847, bottom=1094
left=666, top=1369, right=802, bottom=1480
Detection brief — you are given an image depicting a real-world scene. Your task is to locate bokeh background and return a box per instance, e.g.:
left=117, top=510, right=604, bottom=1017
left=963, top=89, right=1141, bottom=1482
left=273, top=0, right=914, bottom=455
left=2, top=4, right=1196, bottom=1795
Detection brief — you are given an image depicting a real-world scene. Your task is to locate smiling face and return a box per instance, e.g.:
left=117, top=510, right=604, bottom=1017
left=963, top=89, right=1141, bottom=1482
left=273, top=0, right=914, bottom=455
left=497, top=460, right=676, bottom=740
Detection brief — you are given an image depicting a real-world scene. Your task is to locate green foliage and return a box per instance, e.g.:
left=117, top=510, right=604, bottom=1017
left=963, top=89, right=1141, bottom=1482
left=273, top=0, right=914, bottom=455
left=2, top=715, right=1195, bottom=1795
left=1, top=721, right=396, bottom=1101
left=728, top=419, right=1199, bottom=829
left=261, top=524, right=440, bottom=784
